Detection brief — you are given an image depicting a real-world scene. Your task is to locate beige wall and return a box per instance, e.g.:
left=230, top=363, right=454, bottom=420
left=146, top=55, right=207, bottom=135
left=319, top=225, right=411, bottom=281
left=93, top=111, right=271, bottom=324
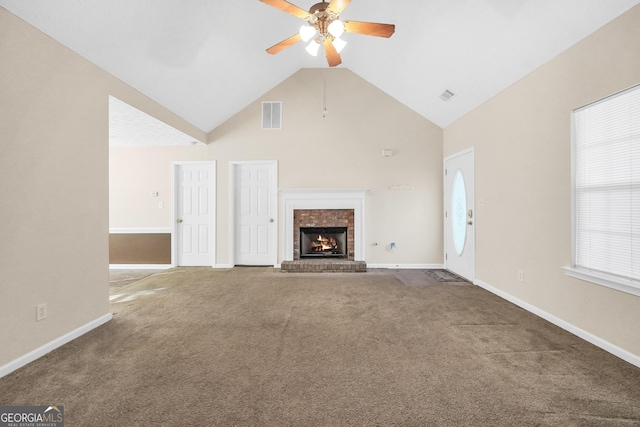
left=4, top=0, right=637, bottom=372
left=208, top=68, right=444, bottom=267
left=0, top=8, right=205, bottom=369
left=109, top=145, right=207, bottom=229
left=444, top=5, right=640, bottom=357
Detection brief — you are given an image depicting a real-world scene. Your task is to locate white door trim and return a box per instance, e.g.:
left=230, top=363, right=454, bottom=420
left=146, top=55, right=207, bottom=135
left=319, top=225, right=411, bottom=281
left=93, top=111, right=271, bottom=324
left=229, top=160, right=278, bottom=267
left=171, top=161, right=217, bottom=267
left=444, top=147, right=475, bottom=281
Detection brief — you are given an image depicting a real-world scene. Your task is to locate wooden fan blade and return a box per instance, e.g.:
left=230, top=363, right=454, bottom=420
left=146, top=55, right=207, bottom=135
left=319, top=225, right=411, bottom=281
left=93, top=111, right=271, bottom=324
left=343, top=21, right=395, bottom=38
left=328, top=0, right=351, bottom=14
left=323, top=38, right=342, bottom=67
left=266, top=33, right=302, bottom=54
left=259, top=0, right=309, bottom=19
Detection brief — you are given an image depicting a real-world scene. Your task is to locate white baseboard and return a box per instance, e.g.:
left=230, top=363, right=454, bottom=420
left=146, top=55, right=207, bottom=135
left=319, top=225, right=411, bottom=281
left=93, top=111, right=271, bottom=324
left=367, top=263, right=445, bottom=269
left=0, top=313, right=113, bottom=379
left=474, top=279, right=640, bottom=369
left=214, top=264, right=234, bottom=269
left=109, top=264, right=173, bottom=270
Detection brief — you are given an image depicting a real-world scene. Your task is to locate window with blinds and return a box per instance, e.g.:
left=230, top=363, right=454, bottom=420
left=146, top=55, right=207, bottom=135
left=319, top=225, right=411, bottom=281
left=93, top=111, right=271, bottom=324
left=571, top=84, right=640, bottom=289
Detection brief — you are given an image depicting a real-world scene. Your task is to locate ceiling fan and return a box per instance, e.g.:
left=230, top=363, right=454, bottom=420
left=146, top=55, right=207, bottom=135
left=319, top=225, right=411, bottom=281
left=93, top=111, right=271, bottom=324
left=260, top=0, right=395, bottom=67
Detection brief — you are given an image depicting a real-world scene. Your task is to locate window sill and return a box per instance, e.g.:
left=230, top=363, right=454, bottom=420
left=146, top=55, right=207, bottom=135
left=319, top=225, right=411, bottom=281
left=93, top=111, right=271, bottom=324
left=562, top=267, right=640, bottom=297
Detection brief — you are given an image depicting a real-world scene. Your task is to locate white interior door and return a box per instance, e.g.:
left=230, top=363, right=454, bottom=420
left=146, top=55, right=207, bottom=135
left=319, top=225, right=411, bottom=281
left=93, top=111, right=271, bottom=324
left=175, top=162, right=215, bottom=266
left=445, top=149, right=475, bottom=281
left=233, top=161, right=277, bottom=266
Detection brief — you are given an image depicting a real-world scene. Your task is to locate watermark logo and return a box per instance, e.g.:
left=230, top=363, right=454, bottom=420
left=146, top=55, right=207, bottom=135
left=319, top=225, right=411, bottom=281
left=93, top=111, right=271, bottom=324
left=0, top=406, right=64, bottom=427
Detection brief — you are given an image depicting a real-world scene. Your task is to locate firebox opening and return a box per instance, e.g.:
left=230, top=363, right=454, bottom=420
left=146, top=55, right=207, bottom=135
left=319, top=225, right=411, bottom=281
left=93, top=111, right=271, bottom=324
left=300, top=227, right=348, bottom=258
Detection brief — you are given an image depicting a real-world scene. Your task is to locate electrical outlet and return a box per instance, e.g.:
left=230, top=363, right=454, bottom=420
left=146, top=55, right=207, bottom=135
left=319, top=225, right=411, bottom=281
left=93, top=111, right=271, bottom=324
left=517, top=270, right=524, bottom=283
left=36, top=303, right=47, bottom=321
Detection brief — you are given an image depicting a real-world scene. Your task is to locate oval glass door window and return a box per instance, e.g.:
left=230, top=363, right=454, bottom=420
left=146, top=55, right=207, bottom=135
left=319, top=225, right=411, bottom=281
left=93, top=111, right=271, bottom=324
left=452, top=170, right=467, bottom=255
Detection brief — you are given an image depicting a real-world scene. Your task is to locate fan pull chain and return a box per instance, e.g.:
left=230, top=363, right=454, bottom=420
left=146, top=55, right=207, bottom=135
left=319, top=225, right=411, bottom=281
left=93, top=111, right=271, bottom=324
left=322, top=69, right=327, bottom=119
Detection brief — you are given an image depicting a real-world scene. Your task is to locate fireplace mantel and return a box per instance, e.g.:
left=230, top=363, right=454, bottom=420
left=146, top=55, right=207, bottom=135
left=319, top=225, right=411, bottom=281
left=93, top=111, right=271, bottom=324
left=280, top=189, right=367, bottom=261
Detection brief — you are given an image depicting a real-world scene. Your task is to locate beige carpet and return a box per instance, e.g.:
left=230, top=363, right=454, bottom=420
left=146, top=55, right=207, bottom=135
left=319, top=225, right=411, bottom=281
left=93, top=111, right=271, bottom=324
left=108, top=268, right=164, bottom=294
left=1, top=267, right=639, bottom=426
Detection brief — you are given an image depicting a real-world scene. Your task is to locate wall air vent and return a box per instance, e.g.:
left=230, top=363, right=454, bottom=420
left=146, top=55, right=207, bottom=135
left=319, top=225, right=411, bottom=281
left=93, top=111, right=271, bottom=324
left=440, top=90, right=455, bottom=101
left=262, top=101, right=282, bottom=129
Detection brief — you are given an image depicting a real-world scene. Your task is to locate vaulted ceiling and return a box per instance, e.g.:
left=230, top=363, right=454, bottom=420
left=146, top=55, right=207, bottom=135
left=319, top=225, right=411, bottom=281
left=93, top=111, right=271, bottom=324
left=2, top=0, right=639, bottom=134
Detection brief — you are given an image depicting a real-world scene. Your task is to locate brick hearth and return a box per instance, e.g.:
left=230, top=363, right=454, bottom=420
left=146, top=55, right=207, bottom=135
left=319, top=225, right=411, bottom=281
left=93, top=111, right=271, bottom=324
left=281, top=259, right=367, bottom=273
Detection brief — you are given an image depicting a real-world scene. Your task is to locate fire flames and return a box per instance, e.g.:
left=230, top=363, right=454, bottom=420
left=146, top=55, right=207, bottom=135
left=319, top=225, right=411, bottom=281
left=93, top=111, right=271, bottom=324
left=310, top=234, right=337, bottom=252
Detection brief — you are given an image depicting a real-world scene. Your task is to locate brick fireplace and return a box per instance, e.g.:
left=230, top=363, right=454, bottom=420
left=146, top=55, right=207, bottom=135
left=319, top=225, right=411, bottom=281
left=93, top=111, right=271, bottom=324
left=280, top=189, right=367, bottom=269
left=294, top=209, right=355, bottom=260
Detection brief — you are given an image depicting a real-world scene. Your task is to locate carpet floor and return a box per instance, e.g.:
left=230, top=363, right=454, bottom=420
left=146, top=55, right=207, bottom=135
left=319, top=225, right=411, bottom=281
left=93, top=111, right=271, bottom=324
left=1, top=267, right=639, bottom=426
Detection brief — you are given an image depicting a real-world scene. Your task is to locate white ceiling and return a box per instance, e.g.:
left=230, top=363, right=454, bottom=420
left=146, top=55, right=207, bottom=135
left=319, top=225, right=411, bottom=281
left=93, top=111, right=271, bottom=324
left=108, top=96, right=201, bottom=147
left=2, top=0, right=639, bottom=135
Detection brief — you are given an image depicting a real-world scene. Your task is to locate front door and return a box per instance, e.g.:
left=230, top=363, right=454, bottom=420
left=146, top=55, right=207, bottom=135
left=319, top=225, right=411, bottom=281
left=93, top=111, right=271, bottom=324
left=174, top=162, right=216, bottom=266
left=232, top=161, right=277, bottom=266
left=445, top=149, right=475, bottom=281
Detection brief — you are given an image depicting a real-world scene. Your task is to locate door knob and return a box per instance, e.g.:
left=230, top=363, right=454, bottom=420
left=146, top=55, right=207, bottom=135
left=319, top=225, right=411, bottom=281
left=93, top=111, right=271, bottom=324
left=269, top=218, right=274, bottom=223
left=177, top=219, right=183, bottom=223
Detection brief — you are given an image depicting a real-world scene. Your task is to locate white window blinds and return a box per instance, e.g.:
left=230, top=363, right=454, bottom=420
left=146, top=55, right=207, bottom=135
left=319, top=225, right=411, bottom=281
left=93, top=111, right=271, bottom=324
left=573, top=84, right=640, bottom=283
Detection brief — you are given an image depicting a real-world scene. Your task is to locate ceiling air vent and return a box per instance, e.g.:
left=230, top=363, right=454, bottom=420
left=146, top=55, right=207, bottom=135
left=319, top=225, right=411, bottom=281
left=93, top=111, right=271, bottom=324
left=440, top=90, right=455, bottom=102
left=262, top=101, right=282, bottom=129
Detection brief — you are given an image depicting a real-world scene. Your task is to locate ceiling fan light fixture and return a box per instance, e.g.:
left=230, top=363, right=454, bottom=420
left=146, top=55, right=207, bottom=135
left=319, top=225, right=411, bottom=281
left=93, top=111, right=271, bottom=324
left=260, top=0, right=395, bottom=67
left=305, top=40, right=321, bottom=56
left=332, top=37, right=347, bottom=53
left=327, top=19, right=345, bottom=38
left=299, top=24, right=317, bottom=42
